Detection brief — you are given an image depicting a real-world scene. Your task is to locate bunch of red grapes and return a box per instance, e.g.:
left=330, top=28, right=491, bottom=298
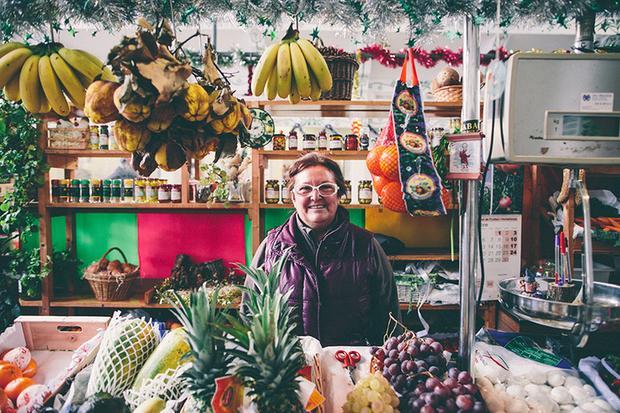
left=370, top=332, right=487, bottom=413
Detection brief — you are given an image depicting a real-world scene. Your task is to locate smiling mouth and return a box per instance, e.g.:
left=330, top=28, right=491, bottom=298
left=308, top=205, right=327, bottom=210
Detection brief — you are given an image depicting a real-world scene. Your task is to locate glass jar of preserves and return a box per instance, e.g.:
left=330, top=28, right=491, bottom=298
left=89, top=125, right=99, bottom=150
left=90, top=179, right=101, bottom=203
left=272, top=132, right=286, bottom=151
left=134, top=177, right=146, bottom=203
left=281, top=179, right=291, bottom=204
left=329, top=134, right=343, bottom=150
left=340, top=180, right=352, bottom=205
left=318, top=131, right=328, bottom=150
left=111, top=179, right=122, bottom=203
left=122, top=179, right=134, bottom=202
left=158, top=184, right=171, bottom=203
left=51, top=180, right=61, bottom=203
left=302, top=134, right=317, bottom=151
left=102, top=179, right=112, bottom=203
left=145, top=179, right=159, bottom=203
left=189, top=180, right=198, bottom=202
left=345, top=134, right=359, bottom=151
left=359, top=132, right=369, bottom=150
left=265, top=180, right=280, bottom=204
left=358, top=180, right=373, bottom=204
left=171, top=184, right=182, bottom=203
left=288, top=131, right=298, bottom=150
left=59, top=179, right=69, bottom=203
left=70, top=179, right=80, bottom=203
left=80, top=179, right=90, bottom=203
left=99, top=125, right=109, bottom=150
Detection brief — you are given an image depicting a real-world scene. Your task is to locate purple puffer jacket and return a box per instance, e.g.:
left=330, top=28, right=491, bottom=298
left=263, top=209, right=376, bottom=346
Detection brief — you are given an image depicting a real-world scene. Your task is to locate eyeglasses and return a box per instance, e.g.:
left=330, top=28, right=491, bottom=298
left=293, top=183, right=339, bottom=197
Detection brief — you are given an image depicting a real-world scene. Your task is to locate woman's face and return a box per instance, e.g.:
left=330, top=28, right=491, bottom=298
left=291, top=165, right=339, bottom=232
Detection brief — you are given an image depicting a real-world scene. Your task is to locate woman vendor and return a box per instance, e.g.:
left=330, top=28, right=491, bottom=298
left=247, top=152, right=400, bottom=346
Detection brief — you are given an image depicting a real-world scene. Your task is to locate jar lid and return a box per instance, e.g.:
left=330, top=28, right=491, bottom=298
left=60, top=179, right=70, bottom=185
left=91, top=179, right=101, bottom=185
left=303, top=134, right=316, bottom=139
left=80, top=179, right=90, bottom=185
left=344, top=180, right=351, bottom=184
left=71, top=179, right=80, bottom=185
left=330, top=134, right=342, bottom=138
left=123, top=179, right=134, bottom=186
left=113, top=179, right=122, bottom=185
left=103, top=179, right=112, bottom=185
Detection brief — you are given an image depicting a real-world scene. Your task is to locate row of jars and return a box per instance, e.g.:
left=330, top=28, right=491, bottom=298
left=88, top=124, right=117, bottom=150
left=51, top=178, right=183, bottom=204
left=264, top=179, right=374, bottom=205
left=272, top=131, right=370, bottom=151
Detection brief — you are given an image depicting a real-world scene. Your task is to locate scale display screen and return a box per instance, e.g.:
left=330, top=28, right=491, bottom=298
left=562, top=115, right=620, bottom=138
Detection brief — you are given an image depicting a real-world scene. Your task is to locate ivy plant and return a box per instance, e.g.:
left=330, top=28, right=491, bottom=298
left=0, top=97, right=47, bottom=330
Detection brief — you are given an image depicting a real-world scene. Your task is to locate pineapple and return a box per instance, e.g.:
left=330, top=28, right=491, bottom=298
left=224, top=257, right=306, bottom=413
left=170, top=285, right=232, bottom=412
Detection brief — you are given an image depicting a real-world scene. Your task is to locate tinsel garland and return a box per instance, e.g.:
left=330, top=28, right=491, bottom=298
left=358, top=44, right=510, bottom=68
left=0, top=0, right=617, bottom=40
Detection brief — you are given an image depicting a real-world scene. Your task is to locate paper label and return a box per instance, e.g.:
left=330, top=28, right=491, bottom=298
left=580, top=92, right=614, bottom=112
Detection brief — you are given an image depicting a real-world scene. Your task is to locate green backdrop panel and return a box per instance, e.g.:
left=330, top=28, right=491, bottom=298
left=244, top=214, right=252, bottom=265
left=20, top=216, right=67, bottom=253
left=75, top=213, right=138, bottom=270
left=262, top=208, right=365, bottom=235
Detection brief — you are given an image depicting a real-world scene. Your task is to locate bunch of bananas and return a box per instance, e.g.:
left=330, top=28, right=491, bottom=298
left=0, top=41, right=115, bottom=116
left=251, top=26, right=332, bottom=103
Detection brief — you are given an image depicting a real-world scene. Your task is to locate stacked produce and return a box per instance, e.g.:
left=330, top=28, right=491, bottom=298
left=0, top=41, right=115, bottom=115
left=343, top=371, right=401, bottom=413
left=370, top=332, right=487, bottom=412
left=252, top=24, right=333, bottom=103
left=0, top=347, right=50, bottom=413
left=84, top=19, right=253, bottom=175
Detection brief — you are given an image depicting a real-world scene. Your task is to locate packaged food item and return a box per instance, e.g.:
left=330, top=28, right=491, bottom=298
left=134, top=177, right=146, bottom=203
left=80, top=179, right=90, bottom=203
left=281, top=180, right=291, bottom=203
left=145, top=179, right=159, bottom=203
left=265, top=180, right=280, bottom=204
left=340, top=180, right=352, bottom=204
left=122, top=179, right=134, bottom=203
left=171, top=184, right=182, bottom=203
left=302, top=134, right=317, bottom=151
left=359, top=131, right=370, bottom=150
left=89, top=125, right=99, bottom=150
left=59, top=179, right=69, bottom=203
left=358, top=180, right=373, bottom=204
left=318, top=131, right=328, bottom=150
left=108, top=125, right=117, bottom=150
left=111, top=179, right=122, bottom=203
left=288, top=131, right=298, bottom=150
left=98, top=125, right=109, bottom=150
left=90, top=179, right=101, bottom=203
left=329, top=134, right=343, bottom=150
left=345, top=134, right=359, bottom=151
left=102, top=179, right=112, bottom=203
left=272, top=132, right=286, bottom=151
left=70, top=179, right=80, bottom=203
left=158, top=184, right=171, bottom=203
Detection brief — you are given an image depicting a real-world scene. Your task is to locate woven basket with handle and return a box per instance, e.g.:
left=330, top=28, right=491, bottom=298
left=317, top=41, right=359, bottom=101
left=431, top=85, right=462, bottom=102
left=83, top=247, right=139, bottom=301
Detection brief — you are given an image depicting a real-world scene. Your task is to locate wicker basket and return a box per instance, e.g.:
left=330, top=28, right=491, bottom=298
left=431, top=85, right=462, bottom=102
left=83, top=247, right=139, bottom=301
left=318, top=49, right=359, bottom=101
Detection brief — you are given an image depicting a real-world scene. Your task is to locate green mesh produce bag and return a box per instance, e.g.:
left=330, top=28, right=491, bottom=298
left=86, top=312, right=159, bottom=397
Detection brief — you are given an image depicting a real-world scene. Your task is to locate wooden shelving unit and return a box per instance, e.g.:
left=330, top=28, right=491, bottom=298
left=45, top=149, right=130, bottom=158
left=259, top=203, right=382, bottom=210
left=47, top=202, right=250, bottom=210
left=388, top=248, right=458, bottom=262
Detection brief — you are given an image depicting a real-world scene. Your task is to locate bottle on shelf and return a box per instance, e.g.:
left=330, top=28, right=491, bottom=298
left=69, top=179, right=80, bottom=203
left=111, top=179, right=122, bottom=203
left=51, top=179, right=61, bottom=203
left=329, top=134, right=343, bottom=151
left=79, top=179, right=90, bottom=203
left=359, top=128, right=370, bottom=151
left=134, top=177, right=146, bottom=203
left=318, top=131, right=328, bottom=150
left=288, top=131, right=298, bottom=150
left=89, top=125, right=99, bottom=150
left=281, top=179, right=291, bottom=204
left=102, top=179, right=112, bottom=203
left=265, top=180, right=280, bottom=204
left=108, top=125, right=117, bottom=150
left=272, top=132, right=286, bottom=151
left=358, top=180, right=373, bottom=204
left=98, top=125, right=109, bottom=150
left=122, top=179, right=134, bottom=203
left=302, top=134, right=317, bottom=151
left=340, top=180, right=352, bottom=205
left=345, top=134, right=359, bottom=151
left=91, top=179, right=101, bottom=203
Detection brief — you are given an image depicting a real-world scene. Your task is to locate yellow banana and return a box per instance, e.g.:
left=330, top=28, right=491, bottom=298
left=4, top=73, right=21, bottom=102
left=251, top=42, right=280, bottom=97
left=75, top=71, right=92, bottom=89
left=39, top=55, right=71, bottom=117
left=309, top=71, right=321, bottom=101
left=276, top=42, right=292, bottom=98
left=101, top=66, right=117, bottom=81
left=296, top=37, right=333, bottom=92
left=38, top=92, right=51, bottom=114
left=58, top=48, right=103, bottom=82
left=19, top=54, right=42, bottom=113
left=289, top=41, right=311, bottom=98
left=289, top=78, right=300, bottom=104
left=0, top=47, right=33, bottom=88
left=50, top=53, right=85, bottom=109
left=0, top=42, right=25, bottom=59
left=266, top=64, right=278, bottom=100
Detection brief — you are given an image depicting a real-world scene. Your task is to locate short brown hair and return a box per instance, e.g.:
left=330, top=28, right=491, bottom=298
left=286, top=152, right=347, bottom=197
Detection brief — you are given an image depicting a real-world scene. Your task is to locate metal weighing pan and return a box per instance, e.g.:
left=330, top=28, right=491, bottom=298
left=499, top=278, right=620, bottom=331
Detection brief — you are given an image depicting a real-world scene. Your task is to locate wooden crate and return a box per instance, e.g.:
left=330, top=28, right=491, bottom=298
left=13, top=316, right=110, bottom=351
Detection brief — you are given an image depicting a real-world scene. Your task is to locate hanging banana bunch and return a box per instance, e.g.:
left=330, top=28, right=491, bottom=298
left=252, top=24, right=332, bottom=103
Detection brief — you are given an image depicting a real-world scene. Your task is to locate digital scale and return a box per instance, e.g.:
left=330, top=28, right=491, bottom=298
left=482, top=53, right=620, bottom=347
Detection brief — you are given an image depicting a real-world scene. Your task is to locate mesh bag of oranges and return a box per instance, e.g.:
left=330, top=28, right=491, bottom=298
left=0, top=348, right=50, bottom=413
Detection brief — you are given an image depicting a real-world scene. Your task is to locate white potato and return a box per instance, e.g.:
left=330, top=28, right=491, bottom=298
left=547, top=372, right=566, bottom=387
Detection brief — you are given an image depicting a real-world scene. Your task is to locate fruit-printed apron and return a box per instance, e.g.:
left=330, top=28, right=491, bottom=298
left=391, top=48, right=446, bottom=216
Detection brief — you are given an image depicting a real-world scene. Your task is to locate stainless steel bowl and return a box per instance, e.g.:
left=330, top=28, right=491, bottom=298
left=499, top=278, right=620, bottom=330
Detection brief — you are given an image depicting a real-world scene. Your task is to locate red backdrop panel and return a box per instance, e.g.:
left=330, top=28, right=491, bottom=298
left=137, top=212, right=246, bottom=278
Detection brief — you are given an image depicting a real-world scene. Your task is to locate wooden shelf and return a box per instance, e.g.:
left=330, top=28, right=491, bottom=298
left=19, top=299, right=43, bottom=307
left=47, top=202, right=251, bottom=210
left=51, top=294, right=171, bottom=309
left=259, top=203, right=382, bottom=210
left=388, top=248, right=458, bottom=261
left=586, top=166, right=620, bottom=176
left=573, top=238, right=620, bottom=255
left=45, top=149, right=130, bottom=158
left=258, top=149, right=368, bottom=160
